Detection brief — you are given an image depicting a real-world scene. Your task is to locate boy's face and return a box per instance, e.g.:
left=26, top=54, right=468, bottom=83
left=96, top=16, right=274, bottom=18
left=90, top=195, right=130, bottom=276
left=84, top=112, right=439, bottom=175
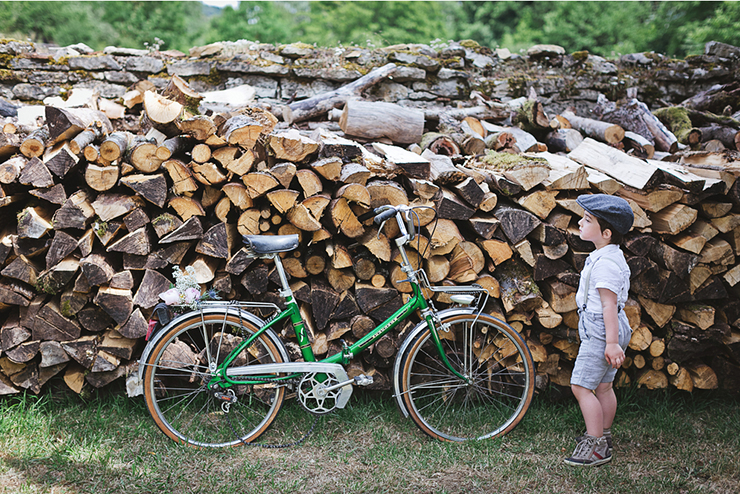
left=578, top=211, right=610, bottom=246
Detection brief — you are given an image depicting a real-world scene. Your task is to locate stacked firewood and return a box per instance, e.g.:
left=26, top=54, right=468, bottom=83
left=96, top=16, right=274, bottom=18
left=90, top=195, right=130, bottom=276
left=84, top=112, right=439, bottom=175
left=1, top=73, right=739, bottom=397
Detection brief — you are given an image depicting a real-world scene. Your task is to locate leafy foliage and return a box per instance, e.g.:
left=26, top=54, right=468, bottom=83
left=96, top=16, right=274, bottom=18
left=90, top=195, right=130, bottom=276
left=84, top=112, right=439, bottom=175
left=1, top=1, right=740, bottom=58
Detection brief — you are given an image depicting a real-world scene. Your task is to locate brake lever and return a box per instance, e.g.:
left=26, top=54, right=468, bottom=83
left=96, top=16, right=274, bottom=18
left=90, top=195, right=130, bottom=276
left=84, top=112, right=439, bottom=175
left=405, top=210, right=416, bottom=239
left=377, top=219, right=388, bottom=239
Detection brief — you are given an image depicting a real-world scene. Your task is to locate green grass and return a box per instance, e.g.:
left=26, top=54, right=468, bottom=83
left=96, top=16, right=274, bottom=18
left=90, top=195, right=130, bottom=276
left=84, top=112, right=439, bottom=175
left=1, top=382, right=739, bottom=494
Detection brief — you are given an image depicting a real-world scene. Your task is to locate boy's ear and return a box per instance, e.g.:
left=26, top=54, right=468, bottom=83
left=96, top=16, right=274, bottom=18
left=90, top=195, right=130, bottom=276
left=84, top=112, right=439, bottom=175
left=601, top=227, right=613, bottom=240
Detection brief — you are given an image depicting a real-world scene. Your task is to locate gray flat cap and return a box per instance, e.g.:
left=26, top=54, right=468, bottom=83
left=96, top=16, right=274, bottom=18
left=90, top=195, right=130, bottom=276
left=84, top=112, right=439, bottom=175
left=576, top=194, right=634, bottom=235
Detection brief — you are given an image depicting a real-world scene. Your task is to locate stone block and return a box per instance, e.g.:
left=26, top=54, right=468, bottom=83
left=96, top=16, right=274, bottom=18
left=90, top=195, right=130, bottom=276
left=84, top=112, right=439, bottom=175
left=13, top=83, right=60, bottom=101
left=292, top=67, right=362, bottom=82
left=215, top=60, right=290, bottom=76
left=167, top=61, right=213, bottom=77
left=28, top=72, right=68, bottom=84
left=105, top=71, right=140, bottom=85
left=388, top=52, right=440, bottom=72
left=125, top=57, right=164, bottom=73
left=68, top=56, right=122, bottom=71
left=11, top=58, right=69, bottom=71
left=279, top=78, right=338, bottom=101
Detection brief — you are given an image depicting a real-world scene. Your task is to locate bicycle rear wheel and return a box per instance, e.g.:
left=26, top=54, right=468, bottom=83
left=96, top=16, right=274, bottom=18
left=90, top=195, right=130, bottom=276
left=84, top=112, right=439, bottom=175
left=398, top=313, right=534, bottom=442
left=143, top=312, right=287, bottom=448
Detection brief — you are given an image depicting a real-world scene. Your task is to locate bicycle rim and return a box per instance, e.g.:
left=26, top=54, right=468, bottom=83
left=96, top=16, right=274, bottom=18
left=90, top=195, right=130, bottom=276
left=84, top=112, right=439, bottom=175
left=399, top=313, right=535, bottom=441
left=143, top=313, right=286, bottom=448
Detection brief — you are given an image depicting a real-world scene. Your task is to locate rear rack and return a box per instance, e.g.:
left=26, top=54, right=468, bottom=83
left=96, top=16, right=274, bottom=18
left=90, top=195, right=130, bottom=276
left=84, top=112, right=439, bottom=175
left=417, top=269, right=491, bottom=309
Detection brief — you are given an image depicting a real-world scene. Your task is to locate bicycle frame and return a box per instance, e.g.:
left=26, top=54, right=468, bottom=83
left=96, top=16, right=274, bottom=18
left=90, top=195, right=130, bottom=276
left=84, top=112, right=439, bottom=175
left=209, top=214, right=472, bottom=389
left=210, top=271, right=470, bottom=389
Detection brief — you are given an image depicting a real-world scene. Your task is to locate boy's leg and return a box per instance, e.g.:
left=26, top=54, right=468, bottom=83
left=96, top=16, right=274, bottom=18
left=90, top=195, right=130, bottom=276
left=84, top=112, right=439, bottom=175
left=595, top=381, right=617, bottom=429
left=572, top=384, right=603, bottom=437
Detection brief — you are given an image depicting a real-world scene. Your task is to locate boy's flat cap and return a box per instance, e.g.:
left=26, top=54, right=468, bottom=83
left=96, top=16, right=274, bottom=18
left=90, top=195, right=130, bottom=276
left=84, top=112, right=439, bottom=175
left=576, top=194, right=634, bottom=235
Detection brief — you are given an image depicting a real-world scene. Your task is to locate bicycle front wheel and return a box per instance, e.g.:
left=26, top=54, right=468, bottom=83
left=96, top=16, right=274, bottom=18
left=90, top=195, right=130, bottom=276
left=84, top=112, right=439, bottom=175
left=143, top=312, right=287, bottom=448
left=398, top=313, right=535, bottom=442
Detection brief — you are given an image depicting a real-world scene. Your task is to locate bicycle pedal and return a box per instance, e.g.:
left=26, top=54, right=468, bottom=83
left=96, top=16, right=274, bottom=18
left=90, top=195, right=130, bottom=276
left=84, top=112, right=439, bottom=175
left=353, top=375, right=373, bottom=386
left=213, top=391, right=237, bottom=404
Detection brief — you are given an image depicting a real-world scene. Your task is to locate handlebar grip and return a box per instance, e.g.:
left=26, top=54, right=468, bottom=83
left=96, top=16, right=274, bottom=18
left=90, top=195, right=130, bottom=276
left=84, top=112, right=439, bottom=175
left=357, top=210, right=376, bottom=223
left=374, top=208, right=397, bottom=225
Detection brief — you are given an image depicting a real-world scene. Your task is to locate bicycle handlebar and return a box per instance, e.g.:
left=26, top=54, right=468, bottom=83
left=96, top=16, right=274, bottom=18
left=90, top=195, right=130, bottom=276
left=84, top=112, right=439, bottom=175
left=359, top=205, right=415, bottom=223
left=359, top=205, right=436, bottom=249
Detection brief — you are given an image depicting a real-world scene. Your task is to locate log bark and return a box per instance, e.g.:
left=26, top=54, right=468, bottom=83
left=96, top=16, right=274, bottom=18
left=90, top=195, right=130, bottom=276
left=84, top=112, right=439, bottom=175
left=560, top=109, right=625, bottom=144
left=340, top=100, right=424, bottom=144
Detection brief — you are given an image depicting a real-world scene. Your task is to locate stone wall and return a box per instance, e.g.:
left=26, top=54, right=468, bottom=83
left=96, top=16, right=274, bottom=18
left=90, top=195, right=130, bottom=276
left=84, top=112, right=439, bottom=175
left=2, top=39, right=740, bottom=121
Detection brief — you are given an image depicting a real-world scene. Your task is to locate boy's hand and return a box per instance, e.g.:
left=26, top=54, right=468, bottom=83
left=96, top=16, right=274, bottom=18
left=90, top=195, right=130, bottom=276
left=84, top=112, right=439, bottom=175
left=605, top=343, right=624, bottom=369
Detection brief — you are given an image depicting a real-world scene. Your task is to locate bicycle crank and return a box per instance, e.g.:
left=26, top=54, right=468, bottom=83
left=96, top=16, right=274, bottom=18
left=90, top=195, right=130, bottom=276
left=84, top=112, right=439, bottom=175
left=298, top=373, right=374, bottom=415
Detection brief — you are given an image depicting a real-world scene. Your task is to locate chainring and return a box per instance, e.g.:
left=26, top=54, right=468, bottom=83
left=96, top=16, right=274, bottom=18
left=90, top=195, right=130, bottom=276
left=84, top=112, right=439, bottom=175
left=297, top=372, right=342, bottom=415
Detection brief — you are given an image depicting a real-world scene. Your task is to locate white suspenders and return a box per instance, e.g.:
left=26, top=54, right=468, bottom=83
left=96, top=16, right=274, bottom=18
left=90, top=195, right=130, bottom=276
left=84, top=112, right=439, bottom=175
left=581, top=256, right=624, bottom=313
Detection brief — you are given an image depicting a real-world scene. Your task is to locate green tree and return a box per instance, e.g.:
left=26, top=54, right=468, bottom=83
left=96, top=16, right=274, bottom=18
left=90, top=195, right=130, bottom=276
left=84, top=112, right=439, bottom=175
left=99, top=1, right=204, bottom=52
left=0, top=1, right=204, bottom=52
left=298, top=1, right=453, bottom=47
left=205, top=2, right=305, bottom=45
left=0, top=2, right=114, bottom=48
left=686, top=1, right=740, bottom=53
left=450, top=1, right=528, bottom=48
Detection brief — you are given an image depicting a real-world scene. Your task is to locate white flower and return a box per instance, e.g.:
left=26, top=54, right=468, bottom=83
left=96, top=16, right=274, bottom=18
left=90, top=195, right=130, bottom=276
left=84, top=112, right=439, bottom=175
left=183, top=287, right=201, bottom=304
left=159, top=287, right=181, bottom=305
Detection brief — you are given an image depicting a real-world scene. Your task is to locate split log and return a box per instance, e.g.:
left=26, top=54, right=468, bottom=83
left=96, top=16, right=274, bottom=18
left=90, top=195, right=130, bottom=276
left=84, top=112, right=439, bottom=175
left=269, top=129, right=319, bottom=162
left=17, top=206, right=53, bottom=240
left=434, top=188, right=475, bottom=220
left=569, top=138, right=661, bottom=190
left=43, top=141, right=79, bottom=178
left=94, top=287, right=133, bottom=325
left=544, top=128, right=584, bottom=153
left=599, top=98, right=678, bottom=152
left=649, top=204, right=697, bottom=235
left=143, top=91, right=184, bottom=136
left=495, top=259, right=543, bottom=313
left=0, top=156, right=27, bottom=184
left=536, top=152, right=588, bottom=190
left=120, top=174, right=167, bottom=208
left=85, top=164, right=119, bottom=192
left=20, top=127, right=49, bottom=158
left=421, top=132, right=460, bottom=156
left=471, top=151, right=550, bottom=191
left=100, top=131, right=133, bottom=162
left=169, top=196, right=206, bottom=221
left=492, top=203, right=541, bottom=244
left=154, top=135, right=190, bottom=161
left=423, top=149, right=467, bottom=184
left=162, top=74, right=203, bottom=112
left=308, top=157, right=342, bottom=182
left=623, top=131, right=655, bottom=159
left=373, top=143, right=429, bottom=179
left=0, top=133, right=21, bottom=160
left=45, top=106, right=112, bottom=145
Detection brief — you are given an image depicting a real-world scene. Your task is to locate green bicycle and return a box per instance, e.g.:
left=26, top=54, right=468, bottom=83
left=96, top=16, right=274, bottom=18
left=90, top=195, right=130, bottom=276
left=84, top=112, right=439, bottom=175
left=138, top=204, right=535, bottom=447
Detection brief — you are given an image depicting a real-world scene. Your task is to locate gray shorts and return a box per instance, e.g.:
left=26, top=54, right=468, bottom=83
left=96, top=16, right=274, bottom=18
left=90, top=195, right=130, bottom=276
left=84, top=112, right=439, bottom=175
left=570, top=310, right=632, bottom=390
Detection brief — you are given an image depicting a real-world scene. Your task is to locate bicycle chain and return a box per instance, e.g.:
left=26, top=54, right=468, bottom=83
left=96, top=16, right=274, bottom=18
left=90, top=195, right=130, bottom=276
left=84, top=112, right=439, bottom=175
left=221, top=374, right=321, bottom=449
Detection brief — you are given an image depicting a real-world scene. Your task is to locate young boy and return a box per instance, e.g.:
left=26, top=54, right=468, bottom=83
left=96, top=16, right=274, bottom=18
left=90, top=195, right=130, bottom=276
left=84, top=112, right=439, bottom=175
left=564, top=194, right=634, bottom=467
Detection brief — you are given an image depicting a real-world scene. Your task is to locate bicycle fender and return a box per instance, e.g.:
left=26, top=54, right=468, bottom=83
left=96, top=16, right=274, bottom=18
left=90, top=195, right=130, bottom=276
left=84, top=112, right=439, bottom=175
left=392, top=307, right=492, bottom=417
left=134, top=307, right=289, bottom=388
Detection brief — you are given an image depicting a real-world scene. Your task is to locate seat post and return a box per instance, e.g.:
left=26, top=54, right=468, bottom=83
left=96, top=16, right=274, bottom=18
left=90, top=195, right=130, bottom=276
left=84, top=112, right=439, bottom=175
left=270, top=254, right=294, bottom=299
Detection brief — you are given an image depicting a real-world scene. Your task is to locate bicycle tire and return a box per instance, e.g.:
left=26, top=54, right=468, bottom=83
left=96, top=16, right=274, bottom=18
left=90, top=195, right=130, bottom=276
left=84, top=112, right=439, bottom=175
left=143, top=312, right=287, bottom=448
left=398, top=313, right=535, bottom=442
